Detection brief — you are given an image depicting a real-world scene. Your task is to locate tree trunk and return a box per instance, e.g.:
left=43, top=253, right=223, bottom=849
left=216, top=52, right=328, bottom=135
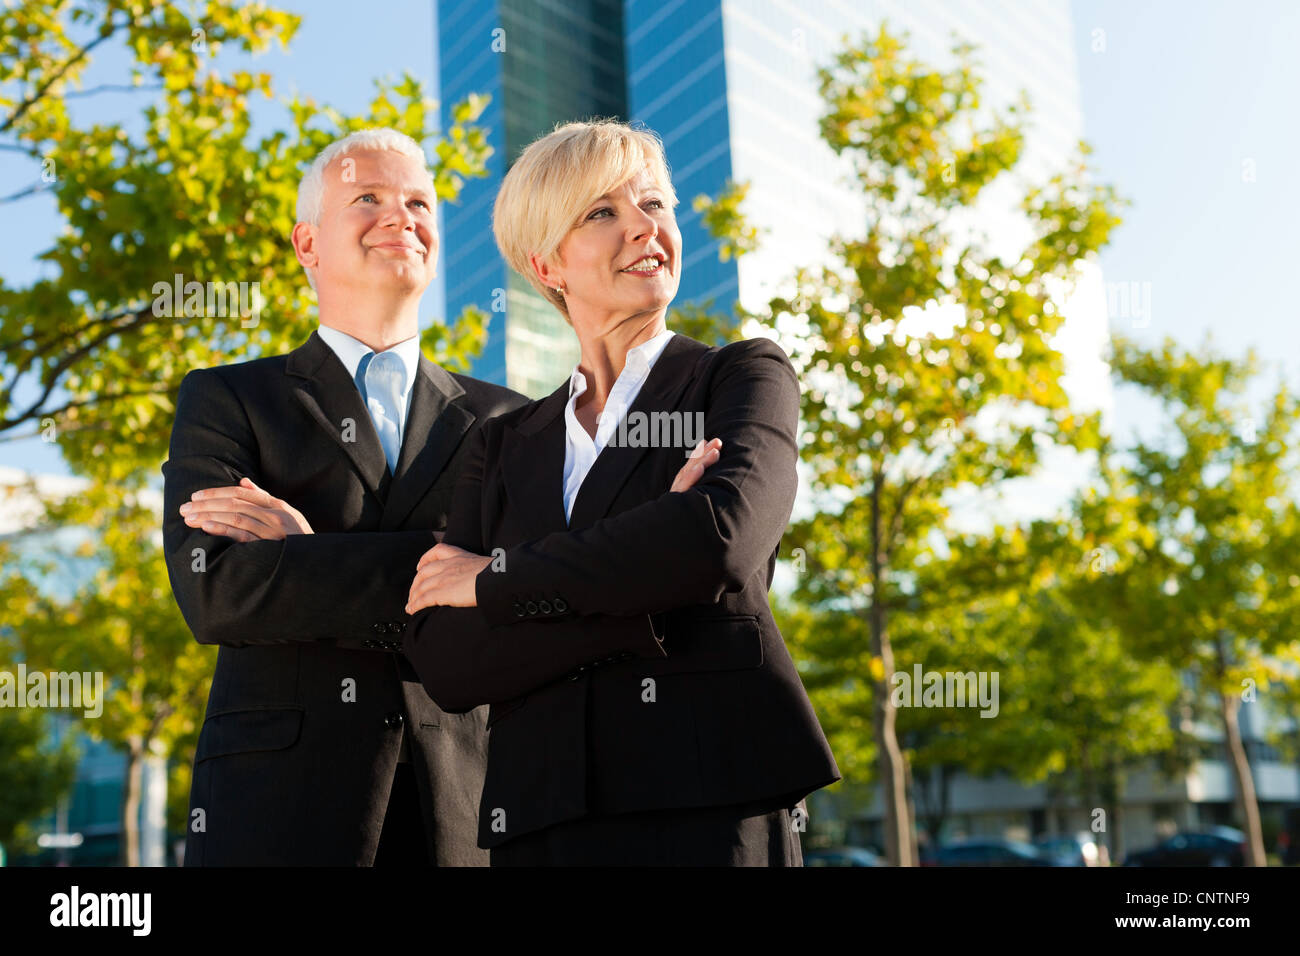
left=1219, top=689, right=1267, bottom=866
left=902, top=748, right=920, bottom=863
left=120, top=733, right=143, bottom=867
left=915, top=763, right=951, bottom=846
left=869, top=474, right=913, bottom=866
left=1214, top=633, right=1266, bottom=866
left=1100, top=755, right=1124, bottom=866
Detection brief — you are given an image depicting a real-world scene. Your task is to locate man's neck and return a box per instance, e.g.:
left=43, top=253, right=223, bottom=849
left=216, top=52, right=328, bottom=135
left=317, top=293, right=420, bottom=353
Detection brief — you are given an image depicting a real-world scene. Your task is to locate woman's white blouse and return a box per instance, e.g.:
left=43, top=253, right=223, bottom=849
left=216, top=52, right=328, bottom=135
left=562, top=328, right=676, bottom=524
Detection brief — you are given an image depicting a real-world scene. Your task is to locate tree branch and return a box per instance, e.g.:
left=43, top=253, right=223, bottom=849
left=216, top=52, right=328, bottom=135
left=0, top=306, right=159, bottom=431
left=882, top=471, right=926, bottom=566
left=2, top=386, right=173, bottom=435
left=1, top=18, right=126, bottom=135
left=61, top=82, right=164, bottom=100
left=0, top=181, right=54, bottom=204
left=0, top=301, right=155, bottom=355
left=0, top=142, right=44, bottom=157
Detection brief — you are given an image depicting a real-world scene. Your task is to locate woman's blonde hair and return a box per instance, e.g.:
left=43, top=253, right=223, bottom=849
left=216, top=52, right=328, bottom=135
left=492, top=119, right=678, bottom=324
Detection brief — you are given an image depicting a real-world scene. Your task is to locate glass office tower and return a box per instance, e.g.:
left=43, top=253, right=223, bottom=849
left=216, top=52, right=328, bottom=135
left=438, top=0, right=626, bottom=397
left=628, top=0, right=1097, bottom=331
left=438, top=0, right=1105, bottom=410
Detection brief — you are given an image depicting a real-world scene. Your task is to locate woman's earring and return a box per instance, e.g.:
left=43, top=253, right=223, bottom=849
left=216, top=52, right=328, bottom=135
left=555, top=285, right=566, bottom=295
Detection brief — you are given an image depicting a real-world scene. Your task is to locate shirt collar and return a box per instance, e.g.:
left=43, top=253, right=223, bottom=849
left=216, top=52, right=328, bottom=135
left=318, top=324, right=421, bottom=393
left=566, top=327, right=675, bottom=400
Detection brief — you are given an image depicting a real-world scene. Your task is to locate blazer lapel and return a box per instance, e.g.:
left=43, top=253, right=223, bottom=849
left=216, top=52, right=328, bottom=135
left=286, top=330, right=388, bottom=502
left=380, top=355, right=475, bottom=531
left=568, top=334, right=709, bottom=531
left=502, top=383, right=570, bottom=543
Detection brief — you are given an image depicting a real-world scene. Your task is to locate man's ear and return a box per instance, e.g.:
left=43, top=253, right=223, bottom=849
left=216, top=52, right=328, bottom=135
left=291, top=221, right=319, bottom=270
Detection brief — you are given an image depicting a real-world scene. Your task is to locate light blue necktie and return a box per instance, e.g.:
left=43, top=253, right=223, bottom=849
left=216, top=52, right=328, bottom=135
left=355, top=350, right=406, bottom=474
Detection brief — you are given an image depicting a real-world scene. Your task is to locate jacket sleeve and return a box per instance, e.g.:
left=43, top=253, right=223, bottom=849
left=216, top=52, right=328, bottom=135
left=474, top=338, right=800, bottom=626
left=401, top=420, right=666, bottom=713
left=162, top=367, right=436, bottom=650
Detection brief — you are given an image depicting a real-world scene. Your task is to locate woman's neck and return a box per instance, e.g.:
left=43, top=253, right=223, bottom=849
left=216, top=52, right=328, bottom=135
left=573, top=312, right=666, bottom=408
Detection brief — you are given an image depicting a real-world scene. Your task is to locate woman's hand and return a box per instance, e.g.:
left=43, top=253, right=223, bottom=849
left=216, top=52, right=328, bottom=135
left=406, top=543, right=493, bottom=614
left=671, top=438, right=722, bottom=493
left=179, top=477, right=314, bottom=540
left=405, top=439, right=722, bottom=614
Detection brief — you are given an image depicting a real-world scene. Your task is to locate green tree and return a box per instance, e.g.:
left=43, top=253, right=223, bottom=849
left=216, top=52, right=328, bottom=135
left=760, top=25, right=1122, bottom=865
left=0, top=0, right=491, bottom=483
left=1081, top=335, right=1300, bottom=866
left=0, top=535, right=80, bottom=858
left=898, top=537, right=1179, bottom=864
left=0, top=709, right=78, bottom=860
left=8, top=482, right=210, bottom=866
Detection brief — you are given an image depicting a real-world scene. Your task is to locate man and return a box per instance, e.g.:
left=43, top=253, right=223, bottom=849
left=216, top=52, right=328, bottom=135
left=162, top=128, right=527, bottom=865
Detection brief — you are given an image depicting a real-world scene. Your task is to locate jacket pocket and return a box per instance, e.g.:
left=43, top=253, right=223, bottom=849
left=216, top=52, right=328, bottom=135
left=195, top=706, right=304, bottom=762
left=653, top=614, right=765, bottom=674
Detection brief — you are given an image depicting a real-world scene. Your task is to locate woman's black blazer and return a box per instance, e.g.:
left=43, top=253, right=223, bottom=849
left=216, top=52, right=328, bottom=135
left=404, top=333, right=840, bottom=849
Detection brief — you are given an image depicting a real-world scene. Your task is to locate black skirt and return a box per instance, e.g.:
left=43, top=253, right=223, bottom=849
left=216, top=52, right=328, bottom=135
left=489, top=797, right=804, bottom=867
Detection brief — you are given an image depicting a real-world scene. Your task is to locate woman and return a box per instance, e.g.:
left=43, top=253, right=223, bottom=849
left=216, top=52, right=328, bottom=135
left=402, top=119, right=839, bottom=865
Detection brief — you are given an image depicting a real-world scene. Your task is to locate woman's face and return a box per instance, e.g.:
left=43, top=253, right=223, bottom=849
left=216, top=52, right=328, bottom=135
left=542, top=168, right=682, bottom=330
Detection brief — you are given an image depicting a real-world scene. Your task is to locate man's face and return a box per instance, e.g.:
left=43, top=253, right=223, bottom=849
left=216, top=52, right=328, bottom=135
left=300, top=148, right=438, bottom=297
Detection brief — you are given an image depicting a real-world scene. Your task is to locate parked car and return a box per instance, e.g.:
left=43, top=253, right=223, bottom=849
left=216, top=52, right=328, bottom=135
left=803, top=846, right=885, bottom=867
left=1123, top=827, right=1246, bottom=867
left=925, top=838, right=1055, bottom=867
left=1278, top=807, right=1300, bottom=866
left=1035, top=832, right=1109, bottom=867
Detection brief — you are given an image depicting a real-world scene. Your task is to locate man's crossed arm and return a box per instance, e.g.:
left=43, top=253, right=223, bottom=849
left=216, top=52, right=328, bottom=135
left=162, top=367, right=437, bottom=651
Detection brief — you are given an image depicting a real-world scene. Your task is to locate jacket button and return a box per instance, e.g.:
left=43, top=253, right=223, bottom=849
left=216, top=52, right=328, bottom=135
left=553, top=598, right=568, bottom=613
left=525, top=601, right=538, bottom=615
left=372, top=623, right=387, bottom=634
left=513, top=602, right=525, bottom=617
left=538, top=600, right=552, bottom=614
left=362, top=639, right=376, bottom=648
left=387, top=622, right=404, bottom=634
left=384, top=712, right=404, bottom=728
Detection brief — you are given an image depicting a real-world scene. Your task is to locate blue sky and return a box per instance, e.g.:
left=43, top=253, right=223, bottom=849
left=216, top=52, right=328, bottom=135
left=3, top=0, right=1297, bottom=476
left=1074, top=0, right=1300, bottom=442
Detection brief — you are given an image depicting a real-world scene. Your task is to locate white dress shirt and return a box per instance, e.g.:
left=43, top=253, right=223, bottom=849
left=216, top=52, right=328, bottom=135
left=317, top=324, right=421, bottom=452
left=563, top=327, right=675, bottom=524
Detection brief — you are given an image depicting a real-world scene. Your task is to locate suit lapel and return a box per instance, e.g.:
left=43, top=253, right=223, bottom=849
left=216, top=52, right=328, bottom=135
left=568, top=334, right=707, bottom=531
left=287, top=331, right=476, bottom=527
left=286, top=330, right=388, bottom=502
left=380, top=355, right=475, bottom=531
left=502, top=383, right=570, bottom=543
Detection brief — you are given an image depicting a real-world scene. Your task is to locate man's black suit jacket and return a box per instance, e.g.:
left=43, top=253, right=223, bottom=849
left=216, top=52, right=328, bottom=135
left=162, top=329, right=527, bottom=865
left=403, top=333, right=841, bottom=850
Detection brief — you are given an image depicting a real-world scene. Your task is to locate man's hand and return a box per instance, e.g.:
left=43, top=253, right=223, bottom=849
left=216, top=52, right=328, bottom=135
left=406, top=543, right=493, bottom=614
left=179, top=477, right=314, bottom=541
left=671, top=438, right=722, bottom=493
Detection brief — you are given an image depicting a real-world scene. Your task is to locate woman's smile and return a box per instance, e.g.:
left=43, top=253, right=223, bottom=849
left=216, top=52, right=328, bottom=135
left=620, top=253, right=667, bottom=276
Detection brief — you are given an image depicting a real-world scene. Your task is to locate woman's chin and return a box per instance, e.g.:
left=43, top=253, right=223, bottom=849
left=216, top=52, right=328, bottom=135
left=617, top=287, right=677, bottom=314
